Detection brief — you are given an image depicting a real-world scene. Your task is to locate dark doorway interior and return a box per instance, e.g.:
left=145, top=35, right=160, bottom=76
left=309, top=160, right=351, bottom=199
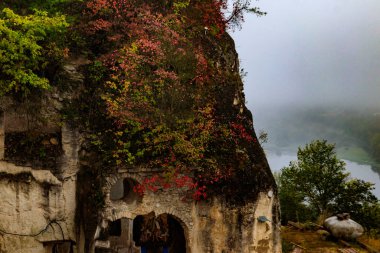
left=133, top=213, right=186, bottom=253
left=110, top=178, right=140, bottom=204
left=108, top=219, right=122, bottom=237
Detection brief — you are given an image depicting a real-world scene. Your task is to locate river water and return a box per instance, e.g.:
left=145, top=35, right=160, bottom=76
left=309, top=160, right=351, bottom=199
left=266, top=151, right=380, bottom=199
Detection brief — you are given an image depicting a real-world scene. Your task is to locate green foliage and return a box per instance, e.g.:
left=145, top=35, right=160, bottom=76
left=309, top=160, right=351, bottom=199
left=173, top=0, right=190, bottom=14
left=280, top=140, right=348, bottom=214
left=279, top=140, right=378, bottom=225
left=334, top=178, right=378, bottom=215
left=359, top=202, right=380, bottom=236
left=0, top=0, right=79, bottom=14
left=0, top=8, right=68, bottom=96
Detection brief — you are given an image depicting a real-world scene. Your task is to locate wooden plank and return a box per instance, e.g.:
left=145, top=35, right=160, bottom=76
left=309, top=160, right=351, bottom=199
left=338, top=248, right=358, bottom=253
left=308, top=222, right=325, bottom=230
left=339, top=240, right=352, bottom=247
left=289, top=241, right=306, bottom=249
left=288, top=221, right=304, bottom=230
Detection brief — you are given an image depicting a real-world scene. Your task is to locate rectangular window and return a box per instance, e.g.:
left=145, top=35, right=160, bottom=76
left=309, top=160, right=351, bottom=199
left=4, top=132, right=62, bottom=168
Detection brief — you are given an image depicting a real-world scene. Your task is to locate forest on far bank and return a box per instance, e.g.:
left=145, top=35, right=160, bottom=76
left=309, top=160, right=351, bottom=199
left=254, top=105, right=380, bottom=172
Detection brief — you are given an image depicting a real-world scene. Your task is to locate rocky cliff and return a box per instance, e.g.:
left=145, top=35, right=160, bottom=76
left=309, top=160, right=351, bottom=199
left=0, top=1, right=280, bottom=252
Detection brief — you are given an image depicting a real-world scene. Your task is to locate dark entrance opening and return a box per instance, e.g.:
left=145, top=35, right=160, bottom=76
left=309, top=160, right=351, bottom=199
left=108, top=219, right=122, bottom=237
left=133, top=213, right=186, bottom=253
left=96, top=218, right=136, bottom=253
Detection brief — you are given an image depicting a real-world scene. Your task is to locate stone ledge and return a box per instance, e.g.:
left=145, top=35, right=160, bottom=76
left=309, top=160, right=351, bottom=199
left=94, top=240, right=111, bottom=249
left=0, top=161, right=61, bottom=186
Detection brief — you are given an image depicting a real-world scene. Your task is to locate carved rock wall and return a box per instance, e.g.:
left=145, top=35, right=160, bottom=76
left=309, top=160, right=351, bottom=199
left=0, top=83, right=80, bottom=253
left=94, top=170, right=281, bottom=253
left=0, top=130, right=79, bottom=252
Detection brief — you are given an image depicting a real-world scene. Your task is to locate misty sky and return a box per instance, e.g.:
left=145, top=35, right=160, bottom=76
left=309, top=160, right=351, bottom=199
left=231, top=0, right=380, bottom=109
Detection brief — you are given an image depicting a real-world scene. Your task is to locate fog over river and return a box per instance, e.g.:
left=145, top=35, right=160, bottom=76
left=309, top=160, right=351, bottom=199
left=266, top=151, right=380, bottom=199
left=229, top=0, right=380, bottom=200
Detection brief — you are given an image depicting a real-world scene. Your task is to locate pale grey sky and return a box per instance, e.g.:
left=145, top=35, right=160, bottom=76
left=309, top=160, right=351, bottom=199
left=231, top=0, right=380, bottom=109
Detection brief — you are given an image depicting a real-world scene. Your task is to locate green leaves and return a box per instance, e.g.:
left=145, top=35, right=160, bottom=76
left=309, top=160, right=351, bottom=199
left=173, top=0, right=190, bottom=14
left=0, top=8, right=68, bottom=96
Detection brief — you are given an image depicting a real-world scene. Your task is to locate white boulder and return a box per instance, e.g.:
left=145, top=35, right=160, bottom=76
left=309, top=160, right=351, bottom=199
left=324, top=213, right=364, bottom=240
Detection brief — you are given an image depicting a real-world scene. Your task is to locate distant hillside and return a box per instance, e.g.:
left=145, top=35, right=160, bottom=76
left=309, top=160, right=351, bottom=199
left=253, top=105, right=380, bottom=171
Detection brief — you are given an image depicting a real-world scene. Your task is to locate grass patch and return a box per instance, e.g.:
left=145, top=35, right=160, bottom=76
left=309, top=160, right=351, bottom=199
left=358, top=237, right=380, bottom=251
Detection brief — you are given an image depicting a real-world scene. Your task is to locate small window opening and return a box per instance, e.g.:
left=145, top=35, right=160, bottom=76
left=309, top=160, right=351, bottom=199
left=108, top=219, right=122, bottom=237
left=110, top=178, right=141, bottom=203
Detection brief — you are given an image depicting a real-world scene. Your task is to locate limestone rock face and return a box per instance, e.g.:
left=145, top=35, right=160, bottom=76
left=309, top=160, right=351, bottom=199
left=0, top=61, right=82, bottom=253
left=324, top=214, right=364, bottom=240
left=96, top=174, right=281, bottom=253
left=0, top=133, right=79, bottom=252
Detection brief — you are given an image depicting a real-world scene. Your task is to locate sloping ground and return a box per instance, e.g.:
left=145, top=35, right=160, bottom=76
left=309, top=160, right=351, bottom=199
left=282, top=225, right=380, bottom=253
left=359, top=238, right=380, bottom=253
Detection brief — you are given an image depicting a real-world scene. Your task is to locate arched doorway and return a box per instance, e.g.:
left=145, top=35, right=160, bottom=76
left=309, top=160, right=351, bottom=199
left=133, top=212, right=187, bottom=253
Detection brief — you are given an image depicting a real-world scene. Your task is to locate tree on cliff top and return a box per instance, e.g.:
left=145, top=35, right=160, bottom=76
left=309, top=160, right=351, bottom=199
left=225, top=0, right=266, bottom=29
left=279, top=140, right=377, bottom=224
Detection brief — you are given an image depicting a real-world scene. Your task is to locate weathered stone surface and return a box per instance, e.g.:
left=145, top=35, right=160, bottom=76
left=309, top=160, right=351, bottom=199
left=0, top=79, right=80, bottom=253
left=0, top=162, right=61, bottom=185
left=0, top=171, right=76, bottom=252
left=1, top=97, right=61, bottom=133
